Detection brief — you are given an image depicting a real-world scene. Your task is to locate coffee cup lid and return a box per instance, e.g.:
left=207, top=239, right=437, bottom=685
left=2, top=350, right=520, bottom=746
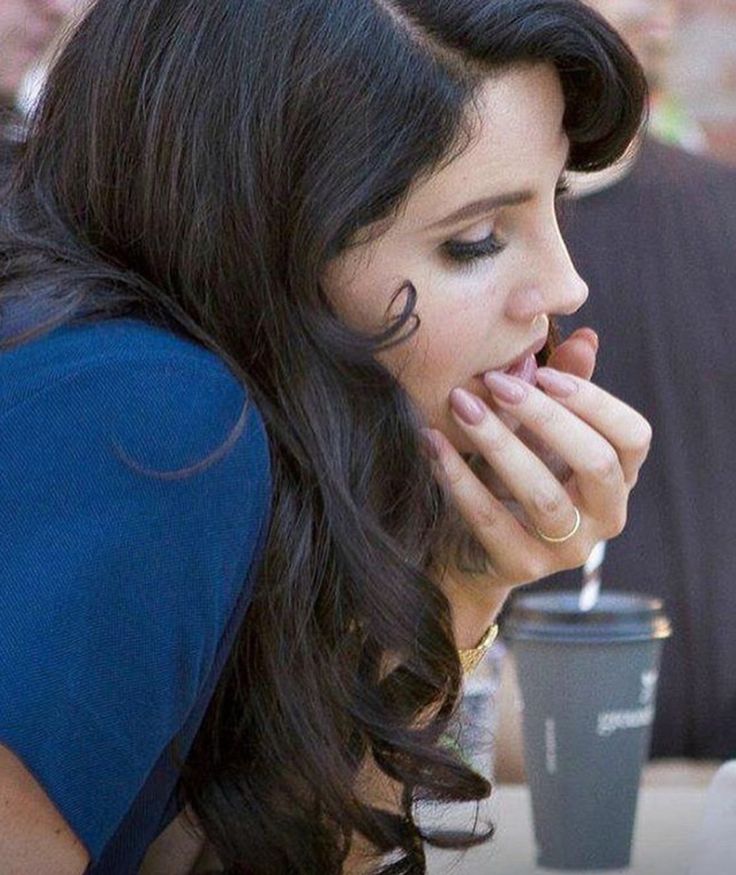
left=504, top=591, right=672, bottom=643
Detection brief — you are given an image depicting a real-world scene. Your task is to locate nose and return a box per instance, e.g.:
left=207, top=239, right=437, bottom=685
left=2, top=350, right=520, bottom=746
left=503, top=228, right=589, bottom=324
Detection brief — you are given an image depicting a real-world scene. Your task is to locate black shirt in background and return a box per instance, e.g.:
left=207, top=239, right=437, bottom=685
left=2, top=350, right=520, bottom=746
left=520, top=139, right=736, bottom=760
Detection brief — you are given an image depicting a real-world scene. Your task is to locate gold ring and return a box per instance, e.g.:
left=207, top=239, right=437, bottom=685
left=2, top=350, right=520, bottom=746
left=535, top=506, right=581, bottom=544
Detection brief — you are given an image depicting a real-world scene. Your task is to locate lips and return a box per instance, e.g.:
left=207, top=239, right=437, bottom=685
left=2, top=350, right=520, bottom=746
left=474, top=333, right=549, bottom=387
left=503, top=352, right=538, bottom=385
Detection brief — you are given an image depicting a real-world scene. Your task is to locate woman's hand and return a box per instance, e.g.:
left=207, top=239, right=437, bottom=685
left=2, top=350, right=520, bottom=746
left=474, top=327, right=598, bottom=502
left=423, top=330, right=652, bottom=635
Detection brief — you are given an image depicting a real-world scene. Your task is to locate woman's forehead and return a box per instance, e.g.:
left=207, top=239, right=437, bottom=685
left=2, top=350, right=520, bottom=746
left=395, top=64, right=567, bottom=233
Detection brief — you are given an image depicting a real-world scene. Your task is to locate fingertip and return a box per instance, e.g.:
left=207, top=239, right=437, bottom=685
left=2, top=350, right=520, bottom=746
left=546, top=336, right=597, bottom=380
left=574, top=327, right=599, bottom=353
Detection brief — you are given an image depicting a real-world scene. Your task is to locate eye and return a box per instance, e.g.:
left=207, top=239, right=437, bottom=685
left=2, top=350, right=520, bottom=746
left=442, top=231, right=505, bottom=267
left=441, top=178, right=571, bottom=270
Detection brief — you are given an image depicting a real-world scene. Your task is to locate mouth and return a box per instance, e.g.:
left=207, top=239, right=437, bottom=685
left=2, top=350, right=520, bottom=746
left=473, top=333, right=549, bottom=387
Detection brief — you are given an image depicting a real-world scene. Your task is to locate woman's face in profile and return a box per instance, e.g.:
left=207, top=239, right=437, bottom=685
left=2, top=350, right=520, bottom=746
left=323, top=63, right=588, bottom=454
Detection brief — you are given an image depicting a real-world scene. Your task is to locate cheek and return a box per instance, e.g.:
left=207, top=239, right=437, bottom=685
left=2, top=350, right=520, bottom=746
left=326, top=249, right=509, bottom=448
left=381, top=276, right=498, bottom=419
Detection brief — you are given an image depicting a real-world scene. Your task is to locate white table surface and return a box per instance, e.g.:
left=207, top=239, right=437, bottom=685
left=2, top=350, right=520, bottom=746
left=423, top=764, right=719, bottom=875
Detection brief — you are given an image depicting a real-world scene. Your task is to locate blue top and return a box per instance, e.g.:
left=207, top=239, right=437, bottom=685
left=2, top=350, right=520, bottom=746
left=0, top=316, right=272, bottom=871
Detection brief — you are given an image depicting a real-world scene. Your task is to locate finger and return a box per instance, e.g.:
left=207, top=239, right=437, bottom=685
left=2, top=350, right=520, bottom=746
left=487, top=369, right=651, bottom=488
left=481, top=375, right=630, bottom=523
left=547, top=327, right=598, bottom=380
left=422, top=428, right=559, bottom=583
left=534, top=368, right=652, bottom=485
left=449, top=388, right=581, bottom=541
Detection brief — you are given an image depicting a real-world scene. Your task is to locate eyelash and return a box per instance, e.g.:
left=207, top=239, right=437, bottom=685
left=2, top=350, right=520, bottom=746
left=442, top=179, right=571, bottom=270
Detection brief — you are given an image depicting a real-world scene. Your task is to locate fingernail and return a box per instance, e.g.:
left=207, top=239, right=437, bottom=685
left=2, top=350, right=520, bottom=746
left=450, top=388, right=485, bottom=425
left=483, top=372, right=528, bottom=405
left=536, top=367, right=579, bottom=397
left=577, top=328, right=599, bottom=352
left=420, top=428, right=441, bottom=460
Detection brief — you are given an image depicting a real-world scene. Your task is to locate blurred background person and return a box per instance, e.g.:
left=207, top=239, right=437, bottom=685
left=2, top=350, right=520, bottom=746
left=0, top=0, right=81, bottom=122
left=497, top=0, right=736, bottom=775
left=590, top=0, right=707, bottom=151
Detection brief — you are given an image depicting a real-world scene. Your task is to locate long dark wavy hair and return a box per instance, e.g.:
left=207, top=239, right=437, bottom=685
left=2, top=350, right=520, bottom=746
left=0, top=1, right=646, bottom=872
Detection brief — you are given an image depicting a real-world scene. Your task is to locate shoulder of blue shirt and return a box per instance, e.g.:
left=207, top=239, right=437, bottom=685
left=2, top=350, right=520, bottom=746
left=0, top=315, right=273, bottom=859
left=1, top=315, right=268, bottom=467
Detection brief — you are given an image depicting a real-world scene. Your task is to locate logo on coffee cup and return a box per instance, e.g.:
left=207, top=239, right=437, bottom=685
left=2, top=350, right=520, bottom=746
left=596, top=705, right=654, bottom=736
left=596, top=669, right=659, bottom=736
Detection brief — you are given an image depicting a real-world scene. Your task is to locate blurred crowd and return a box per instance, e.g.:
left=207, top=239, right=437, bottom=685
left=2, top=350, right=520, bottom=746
left=590, top=0, right=736, bottom=162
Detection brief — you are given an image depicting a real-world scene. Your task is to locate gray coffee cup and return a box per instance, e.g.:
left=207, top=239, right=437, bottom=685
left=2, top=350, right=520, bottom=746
left=504, top=591, right=672, bottom=870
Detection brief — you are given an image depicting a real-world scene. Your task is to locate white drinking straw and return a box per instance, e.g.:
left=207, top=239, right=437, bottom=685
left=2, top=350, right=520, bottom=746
left=579, top=540, right=606, bottom=612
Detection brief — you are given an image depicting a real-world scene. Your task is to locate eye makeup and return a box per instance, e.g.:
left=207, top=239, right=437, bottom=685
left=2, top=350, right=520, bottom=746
left=441, top=177, right=571, bottom=271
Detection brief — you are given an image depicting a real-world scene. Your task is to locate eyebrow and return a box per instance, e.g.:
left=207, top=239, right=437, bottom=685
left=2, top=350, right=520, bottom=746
left=425, top=190, right=534, bottom=231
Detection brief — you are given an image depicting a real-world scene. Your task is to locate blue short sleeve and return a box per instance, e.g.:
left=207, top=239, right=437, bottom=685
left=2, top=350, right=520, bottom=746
left=0, top=323, right=271, bottom=860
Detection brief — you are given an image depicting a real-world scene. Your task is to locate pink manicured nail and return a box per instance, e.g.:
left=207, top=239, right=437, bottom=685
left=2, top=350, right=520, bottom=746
left=536, top=367, right=579, bottom=398
left=483, top=371, right=527, bottom=404
left=450, top=388, right=485, bottom=425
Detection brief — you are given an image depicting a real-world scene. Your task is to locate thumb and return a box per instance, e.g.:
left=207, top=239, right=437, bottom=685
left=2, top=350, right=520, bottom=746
left=546, top=327, right=598, bottom=380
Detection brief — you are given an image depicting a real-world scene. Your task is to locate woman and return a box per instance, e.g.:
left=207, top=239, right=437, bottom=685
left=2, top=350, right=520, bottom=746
left=0, top=1, right=650, bottom=872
